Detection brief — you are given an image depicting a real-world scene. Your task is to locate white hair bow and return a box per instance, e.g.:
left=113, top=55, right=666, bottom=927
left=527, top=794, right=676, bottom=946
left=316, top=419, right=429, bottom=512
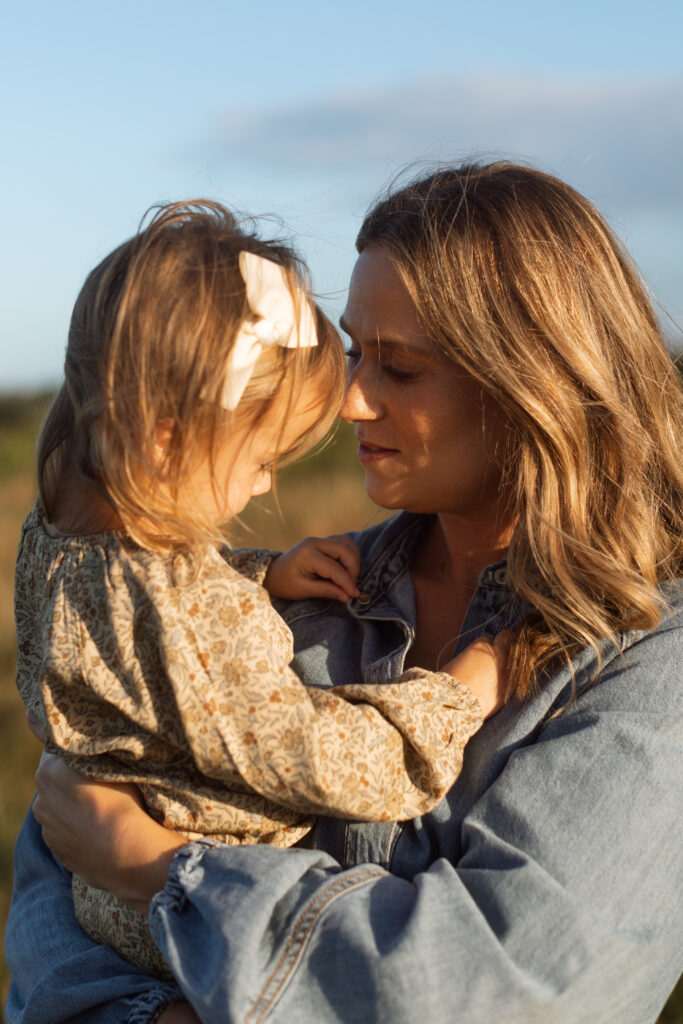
left=219, top=251, right=318, bottom=410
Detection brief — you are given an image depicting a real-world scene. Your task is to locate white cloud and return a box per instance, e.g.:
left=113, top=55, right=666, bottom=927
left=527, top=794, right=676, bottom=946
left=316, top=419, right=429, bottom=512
left=217, top=74, right=683, bottom=212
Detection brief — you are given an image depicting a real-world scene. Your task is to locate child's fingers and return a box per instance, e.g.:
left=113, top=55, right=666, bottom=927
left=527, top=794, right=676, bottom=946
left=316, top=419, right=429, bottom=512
left=303, top=550, right=360, bottom=599
left=266, top=536, right=361, bottom=602
left=311, top=535, right=361, bottom=579
left=297, top=577, right=356, bottom=603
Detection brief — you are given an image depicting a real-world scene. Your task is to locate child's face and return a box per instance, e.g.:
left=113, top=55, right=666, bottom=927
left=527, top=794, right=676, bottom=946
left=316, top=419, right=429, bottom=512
left=189, top=388, right=324, bottom=524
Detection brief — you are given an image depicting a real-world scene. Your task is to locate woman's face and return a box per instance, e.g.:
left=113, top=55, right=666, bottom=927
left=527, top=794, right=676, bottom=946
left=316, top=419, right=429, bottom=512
left=340, top=248, right=509, bottom=518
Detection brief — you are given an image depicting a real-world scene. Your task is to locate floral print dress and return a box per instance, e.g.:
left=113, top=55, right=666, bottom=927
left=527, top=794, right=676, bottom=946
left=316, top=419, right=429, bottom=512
left=15, top=505, right=483, bottom=977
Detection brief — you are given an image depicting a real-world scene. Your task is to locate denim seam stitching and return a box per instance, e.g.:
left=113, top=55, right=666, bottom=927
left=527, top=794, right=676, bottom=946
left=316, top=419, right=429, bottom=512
left=382, top=820, right=399, bottom=869
left=245, top=866, right=385, bottom=1023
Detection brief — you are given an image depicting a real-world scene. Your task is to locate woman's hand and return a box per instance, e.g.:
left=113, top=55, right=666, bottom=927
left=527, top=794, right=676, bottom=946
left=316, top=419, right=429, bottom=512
left=265, top=534, right=361, bottom=602
left=442, top=632, right=511, bottom=719
left=32, top=754, right=187, bottom=915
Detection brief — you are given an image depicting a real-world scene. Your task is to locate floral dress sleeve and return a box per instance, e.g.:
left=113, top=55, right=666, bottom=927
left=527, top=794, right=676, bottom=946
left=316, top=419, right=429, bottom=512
left=33, top=539, right=483, bottom=836
left=18, top=524, right=485, bottom=977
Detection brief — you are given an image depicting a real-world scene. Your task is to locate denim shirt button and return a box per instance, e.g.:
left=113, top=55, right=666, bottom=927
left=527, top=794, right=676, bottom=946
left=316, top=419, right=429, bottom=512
left=356, top=593, right=372, bottom=607
left=493, top=568, right=508, bottom=586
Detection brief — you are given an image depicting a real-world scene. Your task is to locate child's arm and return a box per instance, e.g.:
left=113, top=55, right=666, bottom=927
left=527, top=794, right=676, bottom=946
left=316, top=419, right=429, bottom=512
left=29, top=633, right=507, bottom=916
left=441, top=632, right=509, bottom=718
left=36, top=546, right=501, bottom=833
left=264, top=534, right=361, bottom=602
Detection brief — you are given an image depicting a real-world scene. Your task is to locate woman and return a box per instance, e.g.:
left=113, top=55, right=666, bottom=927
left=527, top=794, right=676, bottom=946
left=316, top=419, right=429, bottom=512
left=7, top=161, right=683, bottom=1023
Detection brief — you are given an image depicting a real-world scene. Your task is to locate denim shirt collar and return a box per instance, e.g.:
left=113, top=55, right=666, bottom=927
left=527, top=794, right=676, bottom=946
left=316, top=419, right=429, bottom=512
left=347, top=510, right=513, bottom=623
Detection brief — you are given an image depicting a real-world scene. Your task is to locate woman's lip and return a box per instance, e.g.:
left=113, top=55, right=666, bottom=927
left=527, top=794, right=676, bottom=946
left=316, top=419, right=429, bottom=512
left=357, top=442, right=400, bottom=463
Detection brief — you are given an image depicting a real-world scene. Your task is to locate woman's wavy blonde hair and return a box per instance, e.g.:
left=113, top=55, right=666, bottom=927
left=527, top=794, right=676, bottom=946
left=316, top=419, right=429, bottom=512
left=357, top=160, right=683, bottom=699
left=38, top=200, right=344, bottom=551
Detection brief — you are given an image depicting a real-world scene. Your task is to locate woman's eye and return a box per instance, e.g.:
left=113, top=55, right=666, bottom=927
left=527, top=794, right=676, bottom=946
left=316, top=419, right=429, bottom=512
left=385, top=365, right=420, bottom=382
left=346, top=347, right=418, bottom=381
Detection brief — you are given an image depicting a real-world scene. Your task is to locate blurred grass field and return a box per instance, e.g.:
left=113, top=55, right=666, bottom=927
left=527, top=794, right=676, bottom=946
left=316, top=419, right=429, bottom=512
left=0, top=392, right=680, bottom=1021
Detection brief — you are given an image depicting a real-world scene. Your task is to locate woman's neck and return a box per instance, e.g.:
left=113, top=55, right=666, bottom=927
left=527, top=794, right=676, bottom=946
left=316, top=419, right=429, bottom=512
left=416, top=510, right=515, bottom=594
left=404, top=511, right=515, bottom=671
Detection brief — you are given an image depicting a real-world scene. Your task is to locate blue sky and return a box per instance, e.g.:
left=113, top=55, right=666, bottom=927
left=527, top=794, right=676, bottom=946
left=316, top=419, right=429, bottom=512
left=1, top=0, right=682, bottom=388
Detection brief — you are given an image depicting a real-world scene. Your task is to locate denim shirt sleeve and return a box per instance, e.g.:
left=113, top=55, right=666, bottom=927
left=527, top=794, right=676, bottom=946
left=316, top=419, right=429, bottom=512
left=147, top=621, right=683, bottom=1024
left=4, top=809, right=182, bottom=1024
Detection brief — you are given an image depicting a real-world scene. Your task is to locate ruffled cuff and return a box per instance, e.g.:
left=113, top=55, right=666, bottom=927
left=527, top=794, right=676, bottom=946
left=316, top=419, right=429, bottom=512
left=397, top=667, right=485, bottom=724
left=127, top=983, right=183, bottom=1024
left=128, top=847, right=207, bottom=1024
left=149, top=841, right=210, bottom=923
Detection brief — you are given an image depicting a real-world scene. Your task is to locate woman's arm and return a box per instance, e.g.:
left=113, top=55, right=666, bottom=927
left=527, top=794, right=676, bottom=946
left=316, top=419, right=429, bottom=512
left=29, top=634, right=507, bottom=911
left=4, top=809, right=183, bottom=1024
left=27, top=623, right=683, bottom=1023
left=30, top=760, right=185, bottom=915
left=37, top=550, right=496, bottom=831
left=148, top=624, right=683, bottom=1023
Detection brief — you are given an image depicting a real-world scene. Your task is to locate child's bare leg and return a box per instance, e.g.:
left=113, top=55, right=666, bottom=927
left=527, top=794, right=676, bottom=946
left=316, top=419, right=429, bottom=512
left=157, top=1003, right=201, bottom=1023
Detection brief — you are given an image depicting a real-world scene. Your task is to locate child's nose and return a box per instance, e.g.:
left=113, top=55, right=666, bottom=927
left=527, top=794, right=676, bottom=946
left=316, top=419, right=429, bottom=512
left=252, top=469, right=272, bottom=497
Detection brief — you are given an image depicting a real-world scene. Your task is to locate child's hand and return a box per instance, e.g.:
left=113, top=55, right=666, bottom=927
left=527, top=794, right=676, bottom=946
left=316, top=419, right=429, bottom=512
left=442, top=632, right=511, bottom=719
left=265, top=535, right=361, bottom=602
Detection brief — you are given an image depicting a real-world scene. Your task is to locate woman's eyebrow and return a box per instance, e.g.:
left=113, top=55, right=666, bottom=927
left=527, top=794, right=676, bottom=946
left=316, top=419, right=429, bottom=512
left=338, top=318, right=419, bottom=352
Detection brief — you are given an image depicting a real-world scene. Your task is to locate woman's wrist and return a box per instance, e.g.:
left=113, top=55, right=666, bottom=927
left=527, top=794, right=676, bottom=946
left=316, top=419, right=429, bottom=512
left=112, top=812, right=188, bottom=914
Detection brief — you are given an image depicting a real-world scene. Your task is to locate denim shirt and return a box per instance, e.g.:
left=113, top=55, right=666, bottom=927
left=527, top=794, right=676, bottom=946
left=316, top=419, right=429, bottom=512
left=6, top=512, right=683, bottom=1024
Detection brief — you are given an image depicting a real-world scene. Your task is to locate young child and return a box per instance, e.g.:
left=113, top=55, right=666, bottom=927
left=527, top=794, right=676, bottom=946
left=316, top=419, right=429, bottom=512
left=15, top=201, right=504, bottom=978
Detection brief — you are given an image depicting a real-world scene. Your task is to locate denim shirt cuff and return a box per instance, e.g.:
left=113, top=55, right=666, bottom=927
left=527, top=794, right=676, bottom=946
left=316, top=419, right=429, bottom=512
left=128, top=846, right=216, bottom=1022
left=127, top=983, right=184, bottom=1024
left=150, top=839, right=217, bottom=920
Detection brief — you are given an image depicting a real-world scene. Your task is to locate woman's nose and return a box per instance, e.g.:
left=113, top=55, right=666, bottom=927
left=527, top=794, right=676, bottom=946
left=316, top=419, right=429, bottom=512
left=341, top=365, right=384, bottom=422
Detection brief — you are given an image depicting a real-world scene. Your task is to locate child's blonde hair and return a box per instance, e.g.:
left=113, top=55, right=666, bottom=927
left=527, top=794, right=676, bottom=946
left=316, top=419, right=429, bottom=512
left=358, top=161, right=683, bottom=699
left=38, top=201, right=345, bottom=550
